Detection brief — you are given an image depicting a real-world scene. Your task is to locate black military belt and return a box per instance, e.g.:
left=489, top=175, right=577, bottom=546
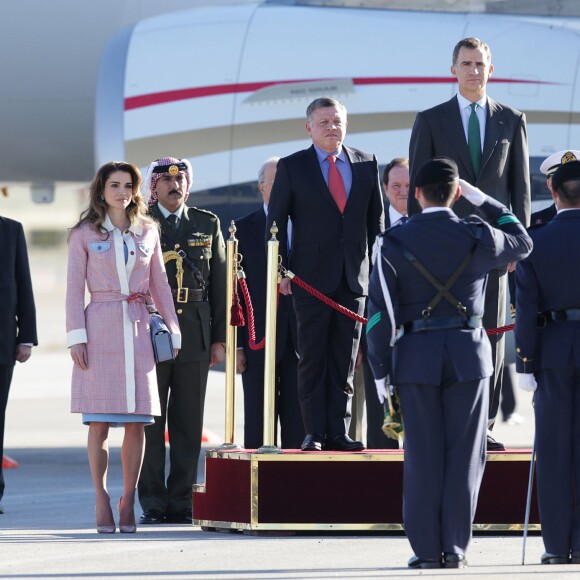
left=400, top=315, right=483, bottom=334
left=171, top=287, right=206, bottom=303
left=542, top=309, right=580, bottom=323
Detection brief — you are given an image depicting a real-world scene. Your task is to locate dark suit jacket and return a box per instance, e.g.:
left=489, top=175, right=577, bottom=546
left=408, top=95, right=531, bottom=226
left=515, top=209, right=580, bottom=373
left=267, top=145, right=384, bottom=296
left=0, top=216, right=37, bottom=366
left=367, top=198, right=533, bottom=385
left=235, top=207, right=297, bottom=364
left=150, top=204, right=226, bottom=363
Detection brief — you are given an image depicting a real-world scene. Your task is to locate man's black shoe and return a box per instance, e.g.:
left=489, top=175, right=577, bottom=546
left=325, top=434, right=365, bottom=452
left=486, top=433, right=506, bottom=451
left=571, top=550, right=580, bottom=564
left=165, top=509, right=193, bottom=524
left=541, top=552, right=569, bottom=564
left=407, top=555, right=441, bottom=569
left=301, top=434, right=325, bottom=451
left=139, top=509, right=166, bottom=524
left=443, top=553, right=468, bottom=568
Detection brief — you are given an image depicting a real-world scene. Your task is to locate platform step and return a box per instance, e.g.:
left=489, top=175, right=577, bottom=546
left=193, top=449, right=539, bottom=533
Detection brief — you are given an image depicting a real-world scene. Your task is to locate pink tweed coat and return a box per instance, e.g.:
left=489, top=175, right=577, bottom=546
left=66, top=217, right=180, bottom=415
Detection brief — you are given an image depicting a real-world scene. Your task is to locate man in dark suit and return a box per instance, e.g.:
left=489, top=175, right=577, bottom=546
left=515, top=160, right=580, bottom=565
left=235, top=157, right=303, bottom=449
left=364, top=157, right=409, bottom=449
left=138, top=157, right=226, bottom=525
left=367, top=157, right=532, bottom=568
left=0, top=214, right=37, bottom=514
left=267, top=97, right=384, bottom=452
left=408, top=37, right=531, bottom=451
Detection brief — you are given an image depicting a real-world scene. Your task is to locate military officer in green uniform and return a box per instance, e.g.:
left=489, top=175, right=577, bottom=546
left=138, top=157, right=226, bottom=525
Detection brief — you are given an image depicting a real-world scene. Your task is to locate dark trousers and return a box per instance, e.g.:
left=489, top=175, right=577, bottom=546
left=484, top=269, right=507, bottom=428
left=535, top=367, right=580, bottom=556
left=0, top=365, right=15, bottom=501
left=398, top=355, right=488, bottom=559
left=138, top=360, right=208, bottom=514
left=241, top=341, right=304, bottom=449
left=362, top=358, right=398, bottom=449
left=293, top=277, right=365, bottom=435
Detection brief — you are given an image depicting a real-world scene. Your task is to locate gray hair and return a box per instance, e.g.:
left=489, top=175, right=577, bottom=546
left=306, top=97, right=347, bottom=122
left=258, top=157, right=280, bottom=183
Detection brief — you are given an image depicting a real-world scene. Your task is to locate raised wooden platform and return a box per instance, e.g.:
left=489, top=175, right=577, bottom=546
left=192, top=449, right=539, bottom=533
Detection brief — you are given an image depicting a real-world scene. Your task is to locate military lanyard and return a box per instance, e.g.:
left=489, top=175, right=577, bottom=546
left=161, top=231, right=206, bottom=291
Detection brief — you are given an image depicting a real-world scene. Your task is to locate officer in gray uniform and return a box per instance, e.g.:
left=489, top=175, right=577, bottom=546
left=516, top=160, right=580, bottom=565
left=367, top=157, right=532, bottom=569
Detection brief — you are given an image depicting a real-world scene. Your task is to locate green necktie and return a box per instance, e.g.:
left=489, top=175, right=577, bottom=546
left=468, top=102, right=481, bottom=176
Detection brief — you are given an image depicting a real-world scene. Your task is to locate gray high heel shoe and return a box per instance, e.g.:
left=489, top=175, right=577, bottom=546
left=117, top=497, right=136, bottom=533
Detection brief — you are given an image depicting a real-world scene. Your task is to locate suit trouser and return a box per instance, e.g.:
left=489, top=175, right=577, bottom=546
left=241, top=341, right=303, bottom=449
left=0, top=365, right=15, bottom=501
left=535, top=367, right=580, bottom=556
left=293, top=278, right=365, bottom=435
left=398, top=355, right=488, bottom=559
left=362, top=358, right=398, bottom=449
left=484, top=269, right=506, bottom=428
left=138, top=360, right=208, bottom=514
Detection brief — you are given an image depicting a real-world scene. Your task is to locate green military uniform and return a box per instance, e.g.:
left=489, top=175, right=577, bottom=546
left=138, top=203, right=226, bottom=518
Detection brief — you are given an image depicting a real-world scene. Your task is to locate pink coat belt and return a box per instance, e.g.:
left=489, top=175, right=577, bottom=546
left=90, top=291, right=152, bottom=322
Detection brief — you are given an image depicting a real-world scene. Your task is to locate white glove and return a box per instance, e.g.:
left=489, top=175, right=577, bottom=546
left=458, top=178, right=486, bottom=206
left=517, top=373, right=537, bottom=393
left=375, top=378, right=389, bottom=404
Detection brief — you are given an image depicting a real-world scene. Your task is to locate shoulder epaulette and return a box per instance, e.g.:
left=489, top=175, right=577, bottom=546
left=189, top=206, right=218, bottom=220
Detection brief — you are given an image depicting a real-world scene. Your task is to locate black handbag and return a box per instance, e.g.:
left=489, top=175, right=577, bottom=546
left=150, top=313, right=174, bottom=363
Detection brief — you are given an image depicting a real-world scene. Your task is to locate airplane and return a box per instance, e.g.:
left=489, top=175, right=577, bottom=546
left=2, top=0, right=580, bottom=225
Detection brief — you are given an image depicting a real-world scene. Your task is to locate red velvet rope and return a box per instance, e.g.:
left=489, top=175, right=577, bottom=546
left=485, top=323, right=514, bottom=336
left=287, top=272, right=514, bottom=335
left=238, top=276, right=266, bottom=351
left=288, top=274, right=368, bottom=324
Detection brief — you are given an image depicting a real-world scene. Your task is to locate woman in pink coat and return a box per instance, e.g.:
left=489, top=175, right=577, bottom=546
left=66, top=162, right=180, bottom=534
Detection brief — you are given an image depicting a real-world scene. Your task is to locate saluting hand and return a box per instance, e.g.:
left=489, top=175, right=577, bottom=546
left=70, top=343, right=88, bottom=370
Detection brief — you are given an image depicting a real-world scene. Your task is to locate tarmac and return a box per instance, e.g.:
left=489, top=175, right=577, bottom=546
left=0, top=246, right=573, bottom=579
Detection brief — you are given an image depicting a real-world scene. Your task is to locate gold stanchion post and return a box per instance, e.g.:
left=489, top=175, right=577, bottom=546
left=219, top=221, right=240, bottom=451
left=258, top=223, right=283, bottom=454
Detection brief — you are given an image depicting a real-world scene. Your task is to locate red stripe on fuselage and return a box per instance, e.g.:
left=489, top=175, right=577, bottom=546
left=124, top=77, right=554, bottom=111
